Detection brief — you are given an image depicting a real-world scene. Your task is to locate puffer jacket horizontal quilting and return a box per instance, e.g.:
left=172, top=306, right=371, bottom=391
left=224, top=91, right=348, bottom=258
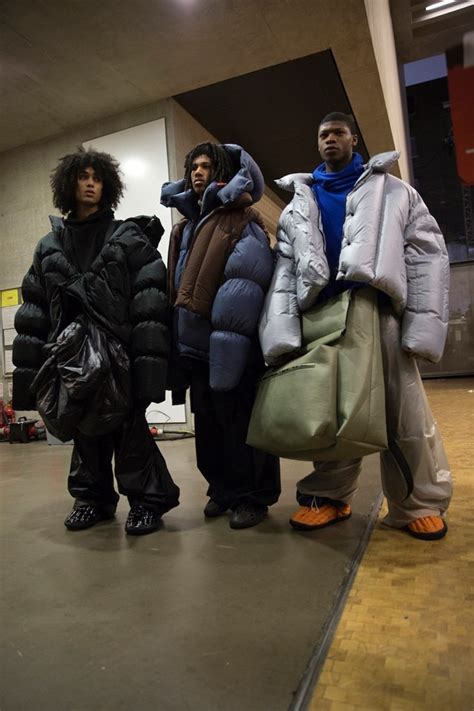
left=175, top=309, right=211, bottom=359
left=224, top=222, right=274, bottom=288
left=13, top=259, right=51, bottom=409
left=212, top=279, right=263, bottom=337
left=39, top=232, right=76, bottom=292
left=15, top=301, right=50, bottom=340
left=130, top=283, right=169, bottom=404
left=259, top=153, right=449, bottom=364
left=163, top=143, right=274, bottom=391
left=341, top=174, right=449, bottom=361
left=258, top=198, right=328, bottom=365
left=13, top=216, right=169, bottom=409
left=209, top=222, right=274, bottom=390
left=339, top=174, right=386, bottom=283
left=12, top=333, right=44, bottom=369
left=109, top=224, right=169, bottom=403
left=290, top=183, right=330, bottom=310
left=172, top=222, right=273, bottom=390
left=400, top=187, right=449, bottom=361
left=340, top=174, right=407, bottom=311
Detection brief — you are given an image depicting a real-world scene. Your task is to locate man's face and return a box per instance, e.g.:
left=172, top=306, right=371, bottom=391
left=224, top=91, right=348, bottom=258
left=75, top=166, right=103, bottom=210
left=190, top=154, right=214, bottom=196
left=318, top=121, right=358, bottom=172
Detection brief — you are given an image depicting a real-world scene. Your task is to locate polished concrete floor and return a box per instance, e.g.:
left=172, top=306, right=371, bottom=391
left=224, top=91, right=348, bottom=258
left=0, top=435, right=382, bottom=711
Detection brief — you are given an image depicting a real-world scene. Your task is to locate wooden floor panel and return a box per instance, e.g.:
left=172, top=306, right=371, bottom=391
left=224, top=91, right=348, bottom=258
left=309, top=378, right=474, bottom=711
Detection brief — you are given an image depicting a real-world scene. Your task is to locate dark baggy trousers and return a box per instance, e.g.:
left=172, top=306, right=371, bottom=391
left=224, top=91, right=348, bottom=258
left=68, top=410, right=180, bottom=515
left=190, top=365, right=281, bottom=509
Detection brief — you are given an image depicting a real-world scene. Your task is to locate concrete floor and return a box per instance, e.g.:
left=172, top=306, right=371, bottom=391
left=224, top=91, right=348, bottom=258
left=0, top=438, right=381, bottom=711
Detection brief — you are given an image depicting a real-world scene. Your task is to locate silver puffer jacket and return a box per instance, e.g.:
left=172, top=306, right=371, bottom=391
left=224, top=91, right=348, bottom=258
left=259, top=152, right=450, bottom=365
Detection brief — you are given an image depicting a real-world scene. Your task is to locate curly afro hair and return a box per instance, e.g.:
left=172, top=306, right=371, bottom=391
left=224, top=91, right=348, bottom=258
left=183, top=143, right=235, bottom=191
left=50, top=146, right=125, bottom=214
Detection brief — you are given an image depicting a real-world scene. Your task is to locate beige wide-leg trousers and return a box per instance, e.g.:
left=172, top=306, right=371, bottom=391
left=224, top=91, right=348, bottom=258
left=296, top=298, right=452, bottom=527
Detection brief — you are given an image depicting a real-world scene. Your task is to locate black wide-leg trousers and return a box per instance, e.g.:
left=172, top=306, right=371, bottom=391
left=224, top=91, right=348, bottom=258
left=190, top=365, right=281, bottom=509
left=68, top=410, right=180, bottom=514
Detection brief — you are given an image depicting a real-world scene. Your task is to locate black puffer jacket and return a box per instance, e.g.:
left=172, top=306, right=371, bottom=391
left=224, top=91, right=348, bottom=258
left=13, top=214, right=169, bottom=410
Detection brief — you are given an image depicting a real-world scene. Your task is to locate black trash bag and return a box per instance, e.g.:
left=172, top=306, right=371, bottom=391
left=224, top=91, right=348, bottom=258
left=56, top=322, right=107, bottom=400
left=30, top=319, right=106, bottom=441
left=30, top=318, right=130, bottom=442
left=78, top=323, right=131, bottom=437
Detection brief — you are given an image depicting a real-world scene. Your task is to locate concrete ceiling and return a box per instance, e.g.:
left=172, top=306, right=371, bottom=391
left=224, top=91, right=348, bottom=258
left=175, top=50, right=370, bottom=203
left=390, top=0, right=474, bottom=63
left=0, top=0, right=472, bottom=156
left=0, top=0, right=387, bottom=155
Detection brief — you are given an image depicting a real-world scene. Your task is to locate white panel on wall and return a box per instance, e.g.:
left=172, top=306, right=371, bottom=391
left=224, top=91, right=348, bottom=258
left=83, top=118, right=172, bottom=261
left=83, top=119, right=185, bottom=424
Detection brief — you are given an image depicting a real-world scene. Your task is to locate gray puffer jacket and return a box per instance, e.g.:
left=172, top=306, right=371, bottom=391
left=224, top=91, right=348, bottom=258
left=259, top=152, right=450, bottom=365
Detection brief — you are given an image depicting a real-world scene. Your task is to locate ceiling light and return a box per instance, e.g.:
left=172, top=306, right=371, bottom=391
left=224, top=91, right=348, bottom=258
left=413, top=0, right=474, bottom=26
left=425, top=0, right=456, bottom=10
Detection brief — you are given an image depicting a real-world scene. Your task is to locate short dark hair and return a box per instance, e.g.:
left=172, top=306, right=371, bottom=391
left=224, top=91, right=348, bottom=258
left=318, top=112, right=357, bottom=136
left=183, top=142, right=235, bottom=190
left=50, top=146, right=125, bottom=215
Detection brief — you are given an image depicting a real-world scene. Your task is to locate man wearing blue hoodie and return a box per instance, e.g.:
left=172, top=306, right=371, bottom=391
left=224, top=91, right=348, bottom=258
left=161, top=142, right=280, bottom=529
left=259, top=112, right=452, bottom=540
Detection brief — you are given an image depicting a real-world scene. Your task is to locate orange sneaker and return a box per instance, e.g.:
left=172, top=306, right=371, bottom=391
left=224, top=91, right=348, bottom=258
left=290, top=499, right=351, bottom=530
left=406, top=515, right=447, bottom=541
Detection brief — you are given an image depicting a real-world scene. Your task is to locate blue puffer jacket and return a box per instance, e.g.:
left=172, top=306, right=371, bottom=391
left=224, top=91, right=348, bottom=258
left=161, top=144, right=274, bottom=391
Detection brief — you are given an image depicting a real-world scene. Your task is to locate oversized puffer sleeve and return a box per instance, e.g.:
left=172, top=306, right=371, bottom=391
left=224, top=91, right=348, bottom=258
left=128, top=231, right=170, bottom=404
left=209, top=221, right=273, bottom=390
left=258, top=206, right=302, bottom=365
left=12, top=249, right=51, bottom=410
left=402, top=188, right=450, bottom=363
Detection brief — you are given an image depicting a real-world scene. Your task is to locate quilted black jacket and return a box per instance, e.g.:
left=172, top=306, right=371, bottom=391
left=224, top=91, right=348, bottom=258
left=12, top=214, right=169, bottom=410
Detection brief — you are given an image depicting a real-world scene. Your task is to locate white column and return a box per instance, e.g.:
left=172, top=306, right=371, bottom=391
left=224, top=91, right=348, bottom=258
left=364, top=0, right=413, bottom=183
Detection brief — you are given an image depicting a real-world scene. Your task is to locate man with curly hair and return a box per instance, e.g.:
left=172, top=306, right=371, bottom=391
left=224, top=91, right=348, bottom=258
left=13, top=147, right=180, bottom=535
left=161, top=143, right=281, bottom=529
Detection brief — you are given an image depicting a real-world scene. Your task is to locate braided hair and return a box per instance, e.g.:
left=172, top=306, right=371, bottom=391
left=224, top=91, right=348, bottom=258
left=183, top=143, right=235, bottom=190
left=50, top=146, right=125, bottom=214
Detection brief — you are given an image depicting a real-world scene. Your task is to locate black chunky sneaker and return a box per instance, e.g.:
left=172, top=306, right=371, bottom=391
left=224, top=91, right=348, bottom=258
left=64, top=505, right=115, bottom=531
left=229, top=502, right=268, bottom=530
left=125, top=505, right=162, bottom=536
left=203, top=499, right=229, bottom=518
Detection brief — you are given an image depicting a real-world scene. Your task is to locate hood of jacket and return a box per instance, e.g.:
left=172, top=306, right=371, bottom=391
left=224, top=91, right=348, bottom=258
left=160, top=143, right=265, bottom=220
left=275, top=151, right=400, bottom=194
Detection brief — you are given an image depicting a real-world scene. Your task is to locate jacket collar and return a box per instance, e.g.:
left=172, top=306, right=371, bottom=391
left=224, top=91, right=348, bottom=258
left=49, top=215, right=65, bottom=233
left=276, top=151, right=401, bottom=194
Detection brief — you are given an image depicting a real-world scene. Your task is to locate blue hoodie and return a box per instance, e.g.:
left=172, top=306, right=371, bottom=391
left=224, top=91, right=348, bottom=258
left=312, top=153, right=365, bottom=300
